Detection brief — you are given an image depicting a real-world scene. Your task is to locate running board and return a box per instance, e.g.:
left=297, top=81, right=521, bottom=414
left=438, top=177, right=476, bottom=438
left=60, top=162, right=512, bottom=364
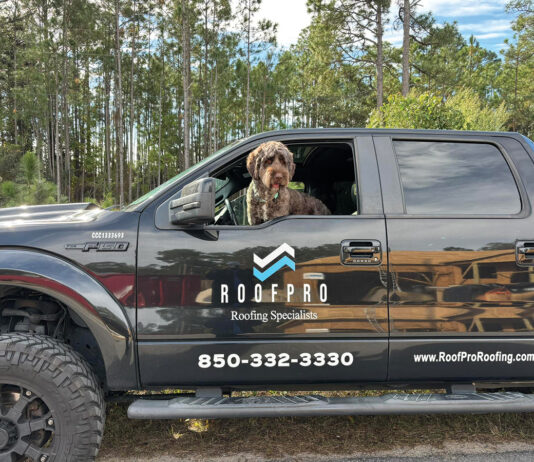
left=127, top=392, right=534, bottom=420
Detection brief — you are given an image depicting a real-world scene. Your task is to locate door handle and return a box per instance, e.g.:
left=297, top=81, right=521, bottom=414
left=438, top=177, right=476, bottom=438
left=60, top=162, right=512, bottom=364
left=516, top=241, right=534, bottom=266
left=341, top=240, right=382, bottom=265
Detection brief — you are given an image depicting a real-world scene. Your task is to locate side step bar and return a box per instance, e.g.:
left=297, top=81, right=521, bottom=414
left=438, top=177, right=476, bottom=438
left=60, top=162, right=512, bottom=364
left=128, top=392, right=534, bottom=420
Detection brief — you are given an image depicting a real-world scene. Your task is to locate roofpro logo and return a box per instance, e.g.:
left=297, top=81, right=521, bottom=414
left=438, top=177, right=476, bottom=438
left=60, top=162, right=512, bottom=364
left=253, top=243, right=295, bottom=282
left=219, top=243, right=328, bottom=306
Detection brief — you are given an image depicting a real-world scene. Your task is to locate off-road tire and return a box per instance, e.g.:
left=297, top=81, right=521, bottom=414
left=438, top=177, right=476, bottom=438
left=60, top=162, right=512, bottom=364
left=0, top=333, right=105, bottom=461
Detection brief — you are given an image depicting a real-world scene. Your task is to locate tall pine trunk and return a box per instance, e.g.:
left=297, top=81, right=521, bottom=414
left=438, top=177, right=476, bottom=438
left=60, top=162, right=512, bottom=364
left=376, top=3, right=384, bottom=108
left=513, top=46, right=520, bottom=132
left=62, top=0, right=71, bottom=201
left=104, top=69, right=111, bottom=195
left=158, top=23, right=165, bottom=185
left=182, top=0, right=191, bottom=170
left=54, top=63, right=61, bottom=202
left=401, top=0, right=410, bottom=96
left=83, top=59, right=91, bottom=201
left=213, top=62, right=218, bottom=151
left=245, top=0, right=251, bottom=137
left=13, top=40, right=18, bottom=145
left=47, top=99, right=54, bottom=178
left=129, top=11, right=137, bottom=202
left=202, top=2, right=209, bottom=157
left=114, top=0, right=124, bottom=207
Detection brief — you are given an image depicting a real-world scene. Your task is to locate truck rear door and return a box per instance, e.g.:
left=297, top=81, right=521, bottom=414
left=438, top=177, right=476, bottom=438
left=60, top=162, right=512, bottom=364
left=377, top=134, right=534, bottom=383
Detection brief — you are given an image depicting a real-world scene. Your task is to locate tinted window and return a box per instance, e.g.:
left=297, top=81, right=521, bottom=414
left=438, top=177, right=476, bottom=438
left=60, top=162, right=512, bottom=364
left=394, top=141, right=521, bottom=215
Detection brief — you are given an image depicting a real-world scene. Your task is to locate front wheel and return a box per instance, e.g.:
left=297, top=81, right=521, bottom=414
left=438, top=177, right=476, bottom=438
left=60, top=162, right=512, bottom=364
left=0, top=334, right=105, bottom=461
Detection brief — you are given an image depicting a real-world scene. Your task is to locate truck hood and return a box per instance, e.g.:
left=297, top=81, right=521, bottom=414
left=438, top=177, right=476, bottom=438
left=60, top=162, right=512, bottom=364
left=0, top=203, right=102, bottom=226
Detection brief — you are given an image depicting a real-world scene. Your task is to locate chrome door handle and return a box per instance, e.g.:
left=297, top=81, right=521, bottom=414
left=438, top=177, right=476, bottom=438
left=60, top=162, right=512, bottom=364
left=341, top=240, right=382, bottom=265
left=516, top=241, right=534, bottom=266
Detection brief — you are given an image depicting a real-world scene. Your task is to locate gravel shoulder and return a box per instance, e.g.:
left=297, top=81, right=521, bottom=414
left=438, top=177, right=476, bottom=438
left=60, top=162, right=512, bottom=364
left=99, top=441, right=534, bottom=462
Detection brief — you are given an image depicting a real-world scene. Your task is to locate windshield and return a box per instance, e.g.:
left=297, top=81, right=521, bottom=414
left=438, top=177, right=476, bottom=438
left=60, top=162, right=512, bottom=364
left=123, top=139, right=242, bottom=211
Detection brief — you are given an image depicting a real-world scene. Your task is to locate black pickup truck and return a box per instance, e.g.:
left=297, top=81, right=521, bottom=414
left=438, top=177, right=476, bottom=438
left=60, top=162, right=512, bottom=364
left=2, top=128, right=534, bottom=460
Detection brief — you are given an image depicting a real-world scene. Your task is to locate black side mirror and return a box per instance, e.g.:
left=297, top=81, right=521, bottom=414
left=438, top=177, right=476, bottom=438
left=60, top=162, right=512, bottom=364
left=169, top=177, right=215, bottom=225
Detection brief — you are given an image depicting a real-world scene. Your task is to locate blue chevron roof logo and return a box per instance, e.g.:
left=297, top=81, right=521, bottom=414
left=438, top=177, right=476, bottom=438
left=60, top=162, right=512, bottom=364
left=253, top=243, right=295, bottom=282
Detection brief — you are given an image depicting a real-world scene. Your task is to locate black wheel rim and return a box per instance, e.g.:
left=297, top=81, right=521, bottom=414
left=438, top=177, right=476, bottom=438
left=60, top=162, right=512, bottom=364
left=0, top=384, right=56, bottom=462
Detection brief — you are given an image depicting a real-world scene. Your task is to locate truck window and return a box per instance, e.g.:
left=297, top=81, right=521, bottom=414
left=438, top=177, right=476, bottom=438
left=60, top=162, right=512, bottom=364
left=393, top=141, right=521, bottom=215
left=213, top=141, right=357, bottom=225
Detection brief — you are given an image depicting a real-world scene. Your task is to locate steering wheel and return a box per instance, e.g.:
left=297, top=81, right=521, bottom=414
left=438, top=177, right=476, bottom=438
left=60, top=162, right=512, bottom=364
left=224, top=198, right=238, bottom=225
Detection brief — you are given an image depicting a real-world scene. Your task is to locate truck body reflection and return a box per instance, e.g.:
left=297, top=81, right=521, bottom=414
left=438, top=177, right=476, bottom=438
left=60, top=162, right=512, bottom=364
left=136, top=244, right=534, bottom=337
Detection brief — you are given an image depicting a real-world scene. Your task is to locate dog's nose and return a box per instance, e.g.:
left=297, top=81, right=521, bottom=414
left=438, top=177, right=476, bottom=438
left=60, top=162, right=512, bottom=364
left=273, top=173, right=283, bottom=182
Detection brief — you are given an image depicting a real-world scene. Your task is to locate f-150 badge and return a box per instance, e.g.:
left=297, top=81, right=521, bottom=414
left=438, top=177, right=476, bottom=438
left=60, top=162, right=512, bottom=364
left=65, top=242, right=129, bottom=252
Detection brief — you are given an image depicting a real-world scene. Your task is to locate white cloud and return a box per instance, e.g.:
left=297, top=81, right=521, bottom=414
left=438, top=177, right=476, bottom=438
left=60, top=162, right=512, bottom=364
left=384, top=29, right=404, bottom=46
left=475, top=32, right=508, bottom=39
left=256, top=0, right=312, bottom=46
left=232, top=0, right=512, bottom=50
left=419, top=0, right=506, bottom=16
left=458, top=19, right=511, bottom=33
left=457, top=18, right=512, bottom=42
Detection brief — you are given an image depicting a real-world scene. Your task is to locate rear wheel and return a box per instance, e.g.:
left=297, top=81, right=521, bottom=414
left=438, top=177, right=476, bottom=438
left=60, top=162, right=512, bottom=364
left=0, top=334, right=105, bottom=461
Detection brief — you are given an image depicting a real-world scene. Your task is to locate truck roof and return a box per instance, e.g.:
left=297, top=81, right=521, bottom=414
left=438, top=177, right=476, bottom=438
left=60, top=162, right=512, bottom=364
left=242, top=127, right=525, bottom=140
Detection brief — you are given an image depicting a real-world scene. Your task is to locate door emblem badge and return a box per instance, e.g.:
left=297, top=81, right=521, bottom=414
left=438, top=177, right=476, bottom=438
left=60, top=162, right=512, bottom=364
left=253, top=243, right=295, bottom=282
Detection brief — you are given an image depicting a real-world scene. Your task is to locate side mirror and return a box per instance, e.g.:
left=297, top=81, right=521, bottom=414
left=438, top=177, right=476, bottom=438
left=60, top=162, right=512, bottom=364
left=169, top=177, right=215, bottom=225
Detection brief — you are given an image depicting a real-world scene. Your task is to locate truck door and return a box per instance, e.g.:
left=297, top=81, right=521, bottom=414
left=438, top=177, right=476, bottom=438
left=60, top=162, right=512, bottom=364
left=377, top=134, right=534, bottom=383
left=136, top=134, right=389, bottom=387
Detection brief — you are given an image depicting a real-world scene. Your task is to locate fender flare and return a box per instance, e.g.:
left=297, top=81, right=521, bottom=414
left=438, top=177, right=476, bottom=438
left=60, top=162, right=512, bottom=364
left=0, top=249, right=137, bottom=390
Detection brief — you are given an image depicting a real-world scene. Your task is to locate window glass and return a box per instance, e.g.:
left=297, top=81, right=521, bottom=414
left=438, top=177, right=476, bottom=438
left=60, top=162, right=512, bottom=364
left=212, top=142, right=357, bottom=225
left=393, top=141, right=521, bottom=215
left=215, top=177, right=229, bottom=192
left=124, top=138, right=242, bottom=210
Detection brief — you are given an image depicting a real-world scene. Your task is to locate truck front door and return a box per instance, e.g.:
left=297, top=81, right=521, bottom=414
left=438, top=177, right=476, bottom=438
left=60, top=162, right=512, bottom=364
left=136, top=134, right=389, bottom=387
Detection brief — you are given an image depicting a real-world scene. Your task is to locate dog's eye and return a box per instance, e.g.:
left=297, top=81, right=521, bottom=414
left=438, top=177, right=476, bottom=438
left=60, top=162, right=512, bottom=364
left=265, top=158, right=273, bottom=166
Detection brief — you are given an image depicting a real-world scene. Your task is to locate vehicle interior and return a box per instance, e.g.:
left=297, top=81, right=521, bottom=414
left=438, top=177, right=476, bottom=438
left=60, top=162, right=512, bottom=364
left=212, top=141, right=358, bottom=225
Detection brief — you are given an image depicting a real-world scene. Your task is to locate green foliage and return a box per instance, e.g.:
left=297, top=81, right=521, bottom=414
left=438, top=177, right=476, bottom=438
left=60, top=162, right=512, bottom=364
left=501, top=0, right=534, bottom=137
left=0, top=0, right=532, bottom=208
left=446, top=89, right=509, bottom=131
left=0, top=181, right=18, bottom=207
left=367, top=92, right=464, bottom=129
left=368, top=89, right=508, bottom=131
left=0, top=154, right=56, bottom=207
left=31, top=181, right=57, bottom=205
left=0, top=144, right=22, bottom=183
left=20, top=151, right=39, bottom=185
left=507, top=0, right=533, bottom=14
left=85, top=193, right=115, bottom=209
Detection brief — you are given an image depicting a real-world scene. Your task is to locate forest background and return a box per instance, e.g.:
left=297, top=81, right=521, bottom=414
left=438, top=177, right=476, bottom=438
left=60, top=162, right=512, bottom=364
left=0, top=0, right=532, bottom=208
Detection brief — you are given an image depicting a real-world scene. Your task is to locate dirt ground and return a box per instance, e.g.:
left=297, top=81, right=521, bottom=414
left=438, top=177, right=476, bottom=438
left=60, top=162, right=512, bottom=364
left=98, top=442, right=534, bottom=461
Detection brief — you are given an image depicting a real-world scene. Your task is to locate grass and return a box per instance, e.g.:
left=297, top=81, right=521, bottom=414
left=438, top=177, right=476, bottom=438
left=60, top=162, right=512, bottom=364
left=98, top=390, right=534, bottom=460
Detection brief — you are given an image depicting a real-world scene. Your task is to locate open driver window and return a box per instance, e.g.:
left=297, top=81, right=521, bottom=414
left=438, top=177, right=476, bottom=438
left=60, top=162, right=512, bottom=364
left=212, top=141, right=358, bottom=226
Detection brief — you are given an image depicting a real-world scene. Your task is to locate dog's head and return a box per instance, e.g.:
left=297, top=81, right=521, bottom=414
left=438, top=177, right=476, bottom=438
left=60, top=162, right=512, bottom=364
left=246, top=141, right=296, bottom=192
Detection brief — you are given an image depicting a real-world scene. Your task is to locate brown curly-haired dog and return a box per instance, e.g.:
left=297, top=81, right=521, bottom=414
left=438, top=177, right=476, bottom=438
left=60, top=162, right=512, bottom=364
left=246, top=141, right=330, bottom=225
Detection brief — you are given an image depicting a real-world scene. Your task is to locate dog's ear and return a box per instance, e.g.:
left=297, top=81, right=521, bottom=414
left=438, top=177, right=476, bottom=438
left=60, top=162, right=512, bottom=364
left=246, top=146, right=262, bottom=180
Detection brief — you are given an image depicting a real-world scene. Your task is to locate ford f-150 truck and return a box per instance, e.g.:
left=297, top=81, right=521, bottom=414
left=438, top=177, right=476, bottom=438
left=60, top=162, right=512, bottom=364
left=2, top=128, right=534, bottom=461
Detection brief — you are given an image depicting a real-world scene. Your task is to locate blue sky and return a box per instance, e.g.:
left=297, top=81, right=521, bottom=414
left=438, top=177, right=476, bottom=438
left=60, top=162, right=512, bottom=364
left=254, top=0, right=516, bottom=53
